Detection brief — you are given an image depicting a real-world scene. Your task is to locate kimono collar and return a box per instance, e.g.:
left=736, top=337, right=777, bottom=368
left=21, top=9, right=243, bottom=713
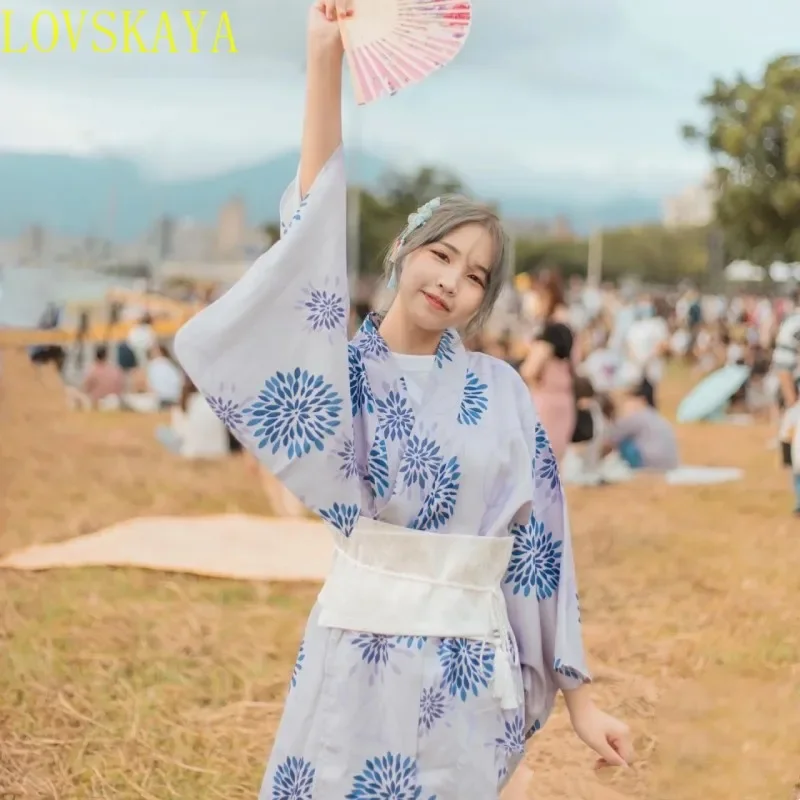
left=351, top=312, right=464, bottom=369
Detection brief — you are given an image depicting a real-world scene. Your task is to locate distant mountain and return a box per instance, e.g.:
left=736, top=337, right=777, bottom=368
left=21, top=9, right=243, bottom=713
left=0, top=150, right=391, bottom=241
left=0, top=150, right=663, bottom=241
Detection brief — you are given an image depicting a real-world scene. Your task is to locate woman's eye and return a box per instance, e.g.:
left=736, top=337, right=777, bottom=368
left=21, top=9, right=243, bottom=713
left=432, top=250, right=448, bottom=262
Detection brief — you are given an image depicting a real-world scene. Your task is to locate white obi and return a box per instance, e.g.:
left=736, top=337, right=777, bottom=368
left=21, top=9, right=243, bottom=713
left=317, top=517, right=522, bottom=710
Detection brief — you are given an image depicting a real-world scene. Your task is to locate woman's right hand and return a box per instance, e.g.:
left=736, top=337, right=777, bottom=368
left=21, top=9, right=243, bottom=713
left=307, top=0, right=352, bottom=57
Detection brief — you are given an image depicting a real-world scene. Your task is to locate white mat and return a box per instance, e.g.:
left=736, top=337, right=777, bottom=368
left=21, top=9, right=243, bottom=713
left=0, top=514, right=333, bottom=581
left=664, top=466, right=744, bottom=485
left=562, top=453, right=744, bottom=487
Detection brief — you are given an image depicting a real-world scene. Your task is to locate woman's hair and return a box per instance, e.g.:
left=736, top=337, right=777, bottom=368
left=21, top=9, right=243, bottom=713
left=381, top=195, right=511, bottom=333
left=533, top=268, right=566, bottom=320
left=538, top=321, right=573, bottom=360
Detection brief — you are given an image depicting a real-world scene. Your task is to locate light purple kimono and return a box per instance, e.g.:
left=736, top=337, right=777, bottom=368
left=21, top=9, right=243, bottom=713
left=174, top=148, right=589, bottom=800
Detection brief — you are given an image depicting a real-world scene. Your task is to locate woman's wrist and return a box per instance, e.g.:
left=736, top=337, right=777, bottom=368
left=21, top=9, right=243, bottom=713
left=562, top=683, right=594, bottom=719
left=307, top=38, right=344, bottom=67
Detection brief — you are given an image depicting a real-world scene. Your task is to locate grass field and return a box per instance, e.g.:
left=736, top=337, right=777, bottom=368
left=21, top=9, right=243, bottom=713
left=1, top=349, right=798, bottom=800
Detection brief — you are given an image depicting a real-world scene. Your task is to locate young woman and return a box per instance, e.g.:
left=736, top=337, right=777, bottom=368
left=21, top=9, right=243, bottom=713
left=520, top=270, right=578, bottom=462
left=174, top=2, right=633, bottom=796
left=520, top=319, right=576, bottom=462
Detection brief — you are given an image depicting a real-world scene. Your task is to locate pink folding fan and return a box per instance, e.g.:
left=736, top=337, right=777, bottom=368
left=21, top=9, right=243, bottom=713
left=338, top=0, right=472, bottom=105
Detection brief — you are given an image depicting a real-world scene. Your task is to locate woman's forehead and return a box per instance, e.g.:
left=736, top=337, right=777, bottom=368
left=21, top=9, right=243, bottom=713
left=438, top=224, right=496, bottom=264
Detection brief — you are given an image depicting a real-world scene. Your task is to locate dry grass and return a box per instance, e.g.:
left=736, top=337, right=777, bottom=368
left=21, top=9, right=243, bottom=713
left=1, top=349, right=798, bottom=800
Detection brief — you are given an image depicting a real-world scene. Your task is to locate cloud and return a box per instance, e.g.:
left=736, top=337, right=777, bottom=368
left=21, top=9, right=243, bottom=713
left=2, top=0, right=800, bottom=196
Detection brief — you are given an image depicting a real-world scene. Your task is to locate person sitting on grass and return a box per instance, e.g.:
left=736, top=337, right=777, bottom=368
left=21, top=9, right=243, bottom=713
left=603, top=363, right=679, bottom=470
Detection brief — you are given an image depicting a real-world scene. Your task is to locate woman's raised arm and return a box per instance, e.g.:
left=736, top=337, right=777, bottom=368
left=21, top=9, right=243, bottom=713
left=172, top=1, right=361, bottom=535
left=299, top=1, right=348, bottom=196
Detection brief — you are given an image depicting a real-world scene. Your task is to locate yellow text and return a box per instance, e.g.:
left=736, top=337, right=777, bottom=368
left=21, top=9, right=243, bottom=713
left=1, top=9, right=237, bottom=53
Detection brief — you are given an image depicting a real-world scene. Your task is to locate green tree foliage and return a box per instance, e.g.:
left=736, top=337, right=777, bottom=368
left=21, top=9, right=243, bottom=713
left=516, top=225, right=710, bottom=283
left=683, top=55, right=800, bottom=264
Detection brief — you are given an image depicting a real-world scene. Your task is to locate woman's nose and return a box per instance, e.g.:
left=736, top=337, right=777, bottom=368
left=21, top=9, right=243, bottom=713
left=437, top=273, right=457, bottom=294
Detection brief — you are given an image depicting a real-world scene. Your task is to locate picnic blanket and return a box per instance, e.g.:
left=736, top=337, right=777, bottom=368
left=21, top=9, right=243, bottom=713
left=0, top=514, right=333, bottom=581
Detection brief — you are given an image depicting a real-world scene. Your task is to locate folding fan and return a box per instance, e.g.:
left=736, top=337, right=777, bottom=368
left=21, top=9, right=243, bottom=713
left=338, top=0, right=472, bottom=105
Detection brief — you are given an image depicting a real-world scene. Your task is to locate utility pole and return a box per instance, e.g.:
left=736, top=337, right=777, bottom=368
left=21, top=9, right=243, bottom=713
left=707, top=226, right=726, bottom=292
left=507, top=233, right=516, bottom=275
left=587, top=226, right=603, bottom=287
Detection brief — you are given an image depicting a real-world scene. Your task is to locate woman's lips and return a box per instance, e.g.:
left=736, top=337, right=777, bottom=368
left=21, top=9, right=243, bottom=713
left=422, top=291, right=449, bottom=312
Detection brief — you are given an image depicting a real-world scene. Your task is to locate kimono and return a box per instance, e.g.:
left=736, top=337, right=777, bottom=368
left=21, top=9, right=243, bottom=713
left=173, top=147, right=590, bottom=800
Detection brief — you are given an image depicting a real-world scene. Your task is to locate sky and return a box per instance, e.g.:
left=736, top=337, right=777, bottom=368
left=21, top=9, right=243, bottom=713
left=2, top=0, right=799, bottom=199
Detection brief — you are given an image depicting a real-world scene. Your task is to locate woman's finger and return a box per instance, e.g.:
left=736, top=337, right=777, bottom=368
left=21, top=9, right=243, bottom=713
left=610, top=732, right=634, bottom=765
left=594, top=738, right=627, bottom=768
left=336, top=0, right=353, bottom=18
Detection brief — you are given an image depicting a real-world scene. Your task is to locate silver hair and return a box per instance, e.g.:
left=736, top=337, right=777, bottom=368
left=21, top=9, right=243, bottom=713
left=382, top=194, right=512, bottom=333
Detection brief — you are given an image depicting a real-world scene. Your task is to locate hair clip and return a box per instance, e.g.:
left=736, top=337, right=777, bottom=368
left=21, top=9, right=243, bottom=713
left=405, top=197, right=441, bottom=236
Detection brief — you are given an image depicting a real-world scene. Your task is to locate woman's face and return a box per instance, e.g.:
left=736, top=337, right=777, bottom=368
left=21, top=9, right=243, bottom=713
left=396, top=223, right=494, bottom=332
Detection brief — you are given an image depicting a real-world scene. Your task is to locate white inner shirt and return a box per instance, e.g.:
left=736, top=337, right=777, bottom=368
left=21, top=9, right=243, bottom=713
left=393, top=353, right=436, bottom=405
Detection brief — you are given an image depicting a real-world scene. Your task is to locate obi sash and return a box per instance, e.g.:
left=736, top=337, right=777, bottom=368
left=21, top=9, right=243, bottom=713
left=317, top=516, right=521, bottom=710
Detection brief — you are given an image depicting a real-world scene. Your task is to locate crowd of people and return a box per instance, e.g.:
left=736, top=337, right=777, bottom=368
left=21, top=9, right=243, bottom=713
left=463, top=272, right=795, bottom=502
left=57, top=312, right=232, bottom=460
left=43, top=267, right=798, bottom=508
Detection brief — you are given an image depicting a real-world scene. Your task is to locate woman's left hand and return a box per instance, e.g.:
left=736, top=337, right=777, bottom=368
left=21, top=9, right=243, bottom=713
left=569, top=701, right=634, bottom=769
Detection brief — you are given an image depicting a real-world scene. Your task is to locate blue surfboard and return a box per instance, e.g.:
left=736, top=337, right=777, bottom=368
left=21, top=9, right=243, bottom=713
left=676, top=364, right=751, bottom=423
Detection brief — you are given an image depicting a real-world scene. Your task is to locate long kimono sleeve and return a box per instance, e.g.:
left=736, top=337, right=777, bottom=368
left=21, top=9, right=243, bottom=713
left=502, top=384, right=591, bottom=737
left=173, top=148, right=361, bottom=536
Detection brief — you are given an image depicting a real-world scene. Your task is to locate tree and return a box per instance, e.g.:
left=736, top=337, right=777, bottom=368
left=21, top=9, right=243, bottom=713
left=683, top=55, right=800, bottom=265
left=381, top=166, right=466, bottom=214
left=516, top=224, right=710, bottom=285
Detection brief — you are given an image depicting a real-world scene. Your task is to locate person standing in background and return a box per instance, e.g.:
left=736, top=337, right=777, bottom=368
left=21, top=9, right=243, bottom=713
left=624, top=296, right=671, bottom=408
left=127, top=313, right=157, bottom=368
left=520, top=270, right=576, bottom=461
left=772, top=289, right=800, bottom=513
